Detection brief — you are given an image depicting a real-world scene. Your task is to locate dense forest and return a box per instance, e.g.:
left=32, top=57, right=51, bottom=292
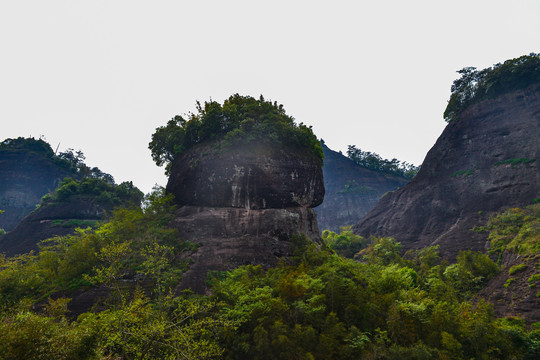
left=0, top=184, right=538, bottom=358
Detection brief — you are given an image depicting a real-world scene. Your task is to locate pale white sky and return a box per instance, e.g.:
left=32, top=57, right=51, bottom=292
left=1, top=1, right=538, bottom=193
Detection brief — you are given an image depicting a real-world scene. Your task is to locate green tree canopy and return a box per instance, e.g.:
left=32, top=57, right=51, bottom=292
left=40, top=177, right=144, bottom=208
left=0, top=137, right=114, bottom=182
left=444, top=53, right=540, bottom=122
left=346, top=145, right=420, bottom=179
left=149, top=94, right=323, bottom=174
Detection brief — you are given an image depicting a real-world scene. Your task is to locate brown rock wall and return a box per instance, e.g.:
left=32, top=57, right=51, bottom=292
left=172, top=206, right=320, bottom=293
left=166, top=140, right=325, bottom=293
left=353, top=85, right=540, bottom=260
left=166, top=141, right=324, bottom=209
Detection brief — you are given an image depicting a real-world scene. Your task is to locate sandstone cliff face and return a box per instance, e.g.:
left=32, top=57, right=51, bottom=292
left=167, top=141, right=324, bottom=294
left=353, top=85, right=540, bottom=260
left=167, top=142, right=324, bottom=209
left=0, top=149, right=75, bottom=231
left=314, top=144, right=408, bottom=232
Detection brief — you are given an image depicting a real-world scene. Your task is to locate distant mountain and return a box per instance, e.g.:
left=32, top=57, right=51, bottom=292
left=0, top=177, right=143, bottom=256
left=314, top=143, right=409, bottom=232
left=0, top=138, right=78, bottom=232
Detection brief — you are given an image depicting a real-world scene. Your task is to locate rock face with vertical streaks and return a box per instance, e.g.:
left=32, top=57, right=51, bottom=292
left=353, top=84, right=540, bottom=260
left=166, top=140, right=324, bottom=293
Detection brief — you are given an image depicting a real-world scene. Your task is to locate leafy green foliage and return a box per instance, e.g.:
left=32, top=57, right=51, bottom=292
left=321, top=226, right=367, bottom=258
left=51, top=219, right=99, bottom=228
left=509, top=264, right=527, bottom=275
left=444, top=53, right=540, bottom=122
left=0, top=191, right=538, bottom=358
left=149, top=94, right=323, bottom=174
left=477, top=204, right=540, bottom=258
left=0, top=137, right=114, bottom=183
left=0, top=291, right=229, bottom=360
left=0, top=186, right=234, bottom=359
left=0, top=187, right=181, bottom=304
left=347, top=145, right=420, bottom=179
left=212, top=238, right=536, bottom=359
left=443, top=251, right=499, bottom=298
left=41, top=177, right=144, bottom=208
left=451, top=169, right=476, bottom=178
left=495, top=158, right=536, bottom=167
left=0, top=137, right=56, bottom=156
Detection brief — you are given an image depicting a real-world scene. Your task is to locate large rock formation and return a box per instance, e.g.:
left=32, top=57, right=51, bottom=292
left=314, top=143, right=409, bottom=232
left=166, top=140, right=324, bottom=293
left=353, top=84, right=540, bottom=260
left=0, top=144, right=75, bottom=231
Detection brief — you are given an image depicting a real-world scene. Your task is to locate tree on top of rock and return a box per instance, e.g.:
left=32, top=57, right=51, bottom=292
left=444, top=53, right=540, bottom=122
left=149, top=94, right=323, bottom=174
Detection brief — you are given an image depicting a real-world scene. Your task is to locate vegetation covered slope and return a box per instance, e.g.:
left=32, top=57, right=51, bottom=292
left=477, top=204, right=540, bottom=322
left=0, top=187, right=539, bottom=359
left=0, top=137, right=119, bottom=232
left=0, top=177, right=143, bottom=256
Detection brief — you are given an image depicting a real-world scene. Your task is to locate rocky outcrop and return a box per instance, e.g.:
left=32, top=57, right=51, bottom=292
left=166, top=142, right=324, bottom=210
left=0, top=177, right=143, bottom=256
left=353, top=84, right=540, bottom=260
left=0, top=148, right=75, bottom=231
left=167, top=140, right=324, bottom=294
left=0, top=197, right=109, bottom=256
left=477, top=252, right=540, bottom=324
left=314, top=144, right=408, bottom=232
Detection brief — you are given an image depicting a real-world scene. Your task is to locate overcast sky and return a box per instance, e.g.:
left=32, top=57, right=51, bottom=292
left=1, top=1, right=538, bottom=193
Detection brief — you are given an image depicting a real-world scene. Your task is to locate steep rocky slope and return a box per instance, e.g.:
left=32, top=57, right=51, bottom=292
left=314, top=144, right=408, bottom=232
left=0, top=142, right=76, bottom=231
left=0, top=179, right=143, bottom=255
left=166, top=140, right=324, bottom=293
left=353, top=84, right=540, bottom=260
left=0, top=198, right=105, bottom=256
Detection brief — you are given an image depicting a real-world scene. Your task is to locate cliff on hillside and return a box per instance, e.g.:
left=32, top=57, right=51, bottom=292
left=0, top=178, right=143, bottom=256
left=314, top=143, right=409, bottom=232
left=353, top=83, right=540, bottom=260
left=167, top=140, right=324, bottom=294
left=0, top=138, right=78, bottom=231
left=148, top=94, right=325, bottom=293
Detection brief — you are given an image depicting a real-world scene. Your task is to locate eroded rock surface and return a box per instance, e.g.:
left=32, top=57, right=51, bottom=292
left=173, top=206, right=319, bottom=293
left=166, top=142, right=324, bottom=209
left=353, top=85, right=540, bottom=260
left=314, top=144, right=408, bottom=232
left=167, top=141, right=324, bottom=293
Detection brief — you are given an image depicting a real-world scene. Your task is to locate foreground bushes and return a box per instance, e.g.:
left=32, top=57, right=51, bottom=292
left=0, top=198, right=539, bottom=359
